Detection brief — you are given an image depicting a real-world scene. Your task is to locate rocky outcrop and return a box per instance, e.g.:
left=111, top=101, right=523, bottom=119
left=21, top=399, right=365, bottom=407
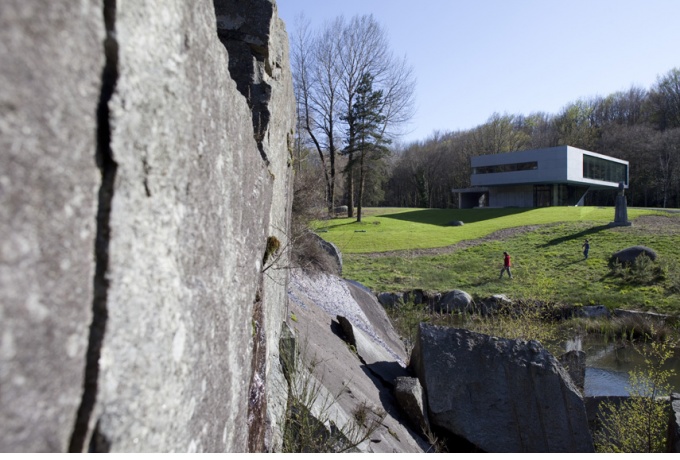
left=1, top=2, right=104, bottom=452
left=286, top=269, right=428, bottom=453
left=410, top=324, right=594, bottom=452
left=1, top=0, right=293, bottom=453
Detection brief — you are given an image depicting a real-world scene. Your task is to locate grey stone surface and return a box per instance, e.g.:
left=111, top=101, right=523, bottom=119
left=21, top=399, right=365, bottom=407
left=337, top=316, right=409, bottom=385
left=558, top=350, right=586, bottom=392
left=610, top=183, right=631, bottom=227
left=90, top=0, right=294, bottom=453
left=610, top=245, right=657, bottom=265
left=435, top=290, right=474, bottom=314
left=377, top=292, right=403, bottom=309
left=577, top=305, right=611, bottom=319
left=309, top=232, right=343, bottom=275
left=287, top=269, right=428, bottom=452
left=394, top=376, right=430, bottom=434
left=668, top=393, right=680, bottom=453
left=2, top=0, right=294, bottom=453
left=613, top=308, right=670, bottom=323
left=410, top=324, right=594, bottom=452
left=478, top=294, right=512, bottom=315
left=0, top=1, right=105, bottom=452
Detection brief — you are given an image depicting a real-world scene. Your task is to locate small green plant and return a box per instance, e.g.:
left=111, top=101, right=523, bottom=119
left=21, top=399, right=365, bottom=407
left=263, top=235, right=281, bottom=265
left=610, top=253, right=663, bottom=285
left=280, top=339, right=386, bottom=452
left=593, top=331, right=677, bottom=453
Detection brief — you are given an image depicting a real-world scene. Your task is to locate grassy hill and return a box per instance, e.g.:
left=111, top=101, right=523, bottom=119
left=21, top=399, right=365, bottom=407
left=314, top=207, right=680, bottom=313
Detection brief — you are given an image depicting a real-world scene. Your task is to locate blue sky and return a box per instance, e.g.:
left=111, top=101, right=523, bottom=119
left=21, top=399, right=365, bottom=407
left=277, top=0, right=680, bottom=144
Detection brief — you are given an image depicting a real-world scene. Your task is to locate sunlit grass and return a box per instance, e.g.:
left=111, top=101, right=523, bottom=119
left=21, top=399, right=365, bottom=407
left=314, top=207, right=666, bottom=254
left=318, top=208, right=680, bottom=313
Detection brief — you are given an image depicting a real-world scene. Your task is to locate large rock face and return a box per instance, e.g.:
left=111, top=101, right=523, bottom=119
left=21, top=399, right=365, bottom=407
left=0, top=2, right=104, bottom=452
left=286, top=269, right=428, bottom=453
left=1, top=0, right=294, bottom=453
left=410, top=324, right=594, bottom=452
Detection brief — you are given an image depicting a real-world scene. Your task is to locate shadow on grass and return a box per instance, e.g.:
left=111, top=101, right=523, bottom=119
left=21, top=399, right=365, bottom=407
left=555, top=258, right=589, bottom=267
left=539, top=224, right=611, bottom=248
left=380, top=208, right=531, bottom=227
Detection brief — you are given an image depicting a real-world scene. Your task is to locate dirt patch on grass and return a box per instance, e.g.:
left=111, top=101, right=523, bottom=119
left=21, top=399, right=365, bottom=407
left=362, top=225, right=544, bottom=258
left=614, top=214, right=680, bottom=235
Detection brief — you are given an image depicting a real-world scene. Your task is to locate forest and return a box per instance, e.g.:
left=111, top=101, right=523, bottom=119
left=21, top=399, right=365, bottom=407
left=291, top=15, right=680, bottom=213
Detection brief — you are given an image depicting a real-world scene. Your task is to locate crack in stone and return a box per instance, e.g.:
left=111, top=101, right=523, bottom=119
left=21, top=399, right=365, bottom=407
left=68, top=0, right=118, bottom=452
left=213, top=0, right=273, bottom=165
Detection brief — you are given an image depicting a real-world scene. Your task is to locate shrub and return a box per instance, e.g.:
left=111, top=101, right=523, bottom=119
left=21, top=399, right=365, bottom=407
left=290, top=163, right=337, bottom=274
left=593, top=332, right=677, bottom=452
left=610, top=253, right=663, bottom=285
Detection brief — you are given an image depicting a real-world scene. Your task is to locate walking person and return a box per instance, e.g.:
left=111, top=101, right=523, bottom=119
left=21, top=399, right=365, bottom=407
left=499, top=251, right=512, bottom=279
left=582, top=239, right=590, bottom=259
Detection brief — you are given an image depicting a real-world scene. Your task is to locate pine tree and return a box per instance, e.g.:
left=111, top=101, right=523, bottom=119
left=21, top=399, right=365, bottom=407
left=343, top=73, right=391, bottom=222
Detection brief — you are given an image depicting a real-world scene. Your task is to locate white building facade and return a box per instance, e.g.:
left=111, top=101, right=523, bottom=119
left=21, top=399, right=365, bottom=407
left=455, top=146, right=629, bottom=208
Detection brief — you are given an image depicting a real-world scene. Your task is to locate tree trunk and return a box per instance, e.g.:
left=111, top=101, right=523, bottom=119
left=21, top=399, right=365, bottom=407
left=357, top=152, right=365, bottom=222
left=346, top=152, right=354, bottom=218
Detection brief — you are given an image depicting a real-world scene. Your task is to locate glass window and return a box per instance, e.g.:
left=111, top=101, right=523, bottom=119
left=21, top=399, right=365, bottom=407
left=582, top=154, right=627, bottom=184
left=473, top=161, right=538, bottom=174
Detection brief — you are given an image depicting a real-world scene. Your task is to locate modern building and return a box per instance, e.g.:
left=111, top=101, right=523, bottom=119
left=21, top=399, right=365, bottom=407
left=454, top=146, right=629, bottom=208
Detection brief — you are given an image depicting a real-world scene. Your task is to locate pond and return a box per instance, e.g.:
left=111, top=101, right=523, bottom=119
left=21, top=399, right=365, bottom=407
left=563, top=335, right=680, bottom=397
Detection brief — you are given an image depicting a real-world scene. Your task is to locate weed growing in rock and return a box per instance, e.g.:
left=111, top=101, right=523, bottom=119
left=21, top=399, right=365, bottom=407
left=593, top=331, right=677, bottom=452
left=280, top=338, right=385, bottom=452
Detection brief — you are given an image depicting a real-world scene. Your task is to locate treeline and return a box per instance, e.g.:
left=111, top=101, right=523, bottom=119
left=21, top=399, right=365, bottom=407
left=292, top=14, right=679, bottom=211
left=386, top=67, right=680, bottom=209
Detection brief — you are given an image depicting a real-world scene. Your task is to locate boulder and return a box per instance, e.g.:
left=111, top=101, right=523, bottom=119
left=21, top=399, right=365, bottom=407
left=410, top=324, right=594, bottom=452
left=308, top=232, right=343, bottom=275
left=610, top=246, right=657, bottom=266
left=577, top=305, right=610, bottom=319
left=668, top=393, right=680, bottom=453
left=447, top=220, right=464, bottom=226
left=377, top=292, right=403, bottom=309
left=394, top=377, right=430, bottom=434
left=478, top=294, right=512, bottom=315
left=403, top=289, right=437, bottom=308
left=435, top=290, right=474, bottom=314
left=558, top=350, right=586, bottom=392
left=334, top=205, right=348, bottom=215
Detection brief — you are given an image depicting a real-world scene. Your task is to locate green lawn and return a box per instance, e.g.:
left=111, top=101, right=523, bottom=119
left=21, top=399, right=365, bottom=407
left=314, top=207, right=666, bottom=254
left=315, top=207, right=680, bottom=314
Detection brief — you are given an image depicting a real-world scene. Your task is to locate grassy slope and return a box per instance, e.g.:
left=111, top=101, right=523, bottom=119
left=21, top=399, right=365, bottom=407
left=315, top=207, right=680, bottom=314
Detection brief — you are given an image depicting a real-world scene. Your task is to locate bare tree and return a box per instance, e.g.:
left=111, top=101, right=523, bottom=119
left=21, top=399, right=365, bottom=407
left=648, top=67, right=680, bottom=131
left=292, top=14, right=416, bottom=216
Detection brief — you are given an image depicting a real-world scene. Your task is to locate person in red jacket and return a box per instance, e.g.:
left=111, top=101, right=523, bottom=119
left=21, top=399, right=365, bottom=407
left=499, top=251, right=512, bottom=279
